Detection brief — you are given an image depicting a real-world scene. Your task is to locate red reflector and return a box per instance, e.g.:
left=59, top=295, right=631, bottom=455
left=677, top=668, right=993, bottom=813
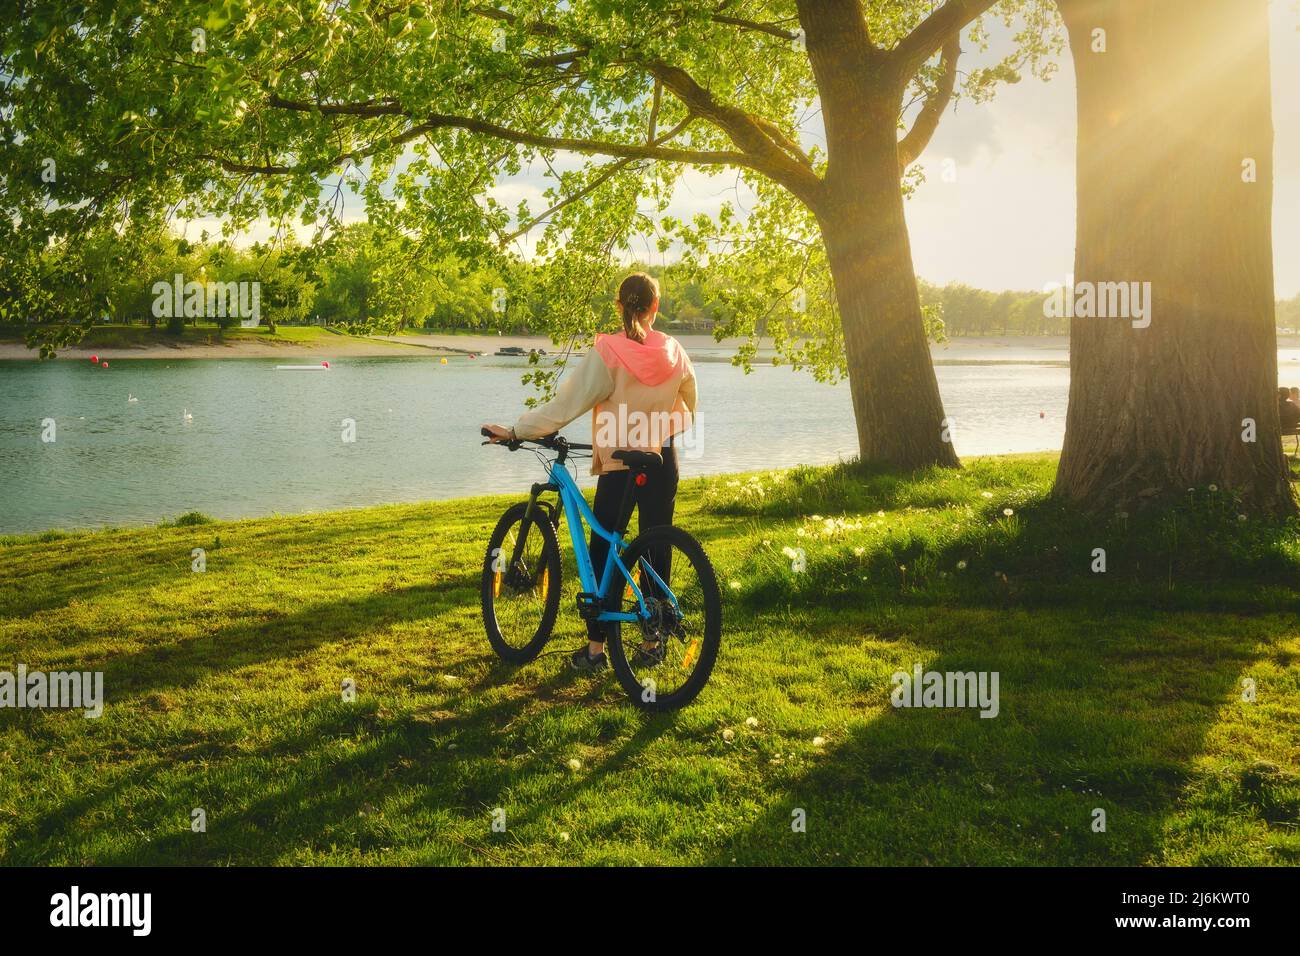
left=635, top=472, right=648, bottom=487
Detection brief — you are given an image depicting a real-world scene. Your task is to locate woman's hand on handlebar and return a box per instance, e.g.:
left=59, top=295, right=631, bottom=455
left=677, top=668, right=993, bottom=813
left=480, top=423, right=513, bottom=444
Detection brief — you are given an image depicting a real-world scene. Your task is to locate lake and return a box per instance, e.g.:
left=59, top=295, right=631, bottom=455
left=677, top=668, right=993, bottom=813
left=3, top=340, right=1299, bottom=534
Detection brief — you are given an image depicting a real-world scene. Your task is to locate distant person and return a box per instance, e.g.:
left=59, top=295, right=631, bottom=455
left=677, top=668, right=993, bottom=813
left=1291, top=386, right=1299, bottom=406
left=482, top=272, right=698, bottom=673
left=1279, top=387, right=1300, bottom=430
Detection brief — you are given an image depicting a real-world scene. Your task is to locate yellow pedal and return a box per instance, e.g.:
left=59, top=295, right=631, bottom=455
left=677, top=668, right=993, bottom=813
left=681, top=638, right=700, bottom=670
left=624, top=581, right=635, bottom=602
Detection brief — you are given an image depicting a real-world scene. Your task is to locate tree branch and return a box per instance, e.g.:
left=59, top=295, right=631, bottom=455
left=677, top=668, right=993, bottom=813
left=267, top=93, right=405, bottom=117
left=710, top=14, right=800, bottom=41
left=252, top=8, right=824, bottom=207
left=501, top=115, right=694, bottom=245
left=469, top=3, right=823, bottom=200
left=753, top=114, right=814, bottom=168
left=523, top=49, right=587, bottom=69
left=897, top=36, right=961, bottom=169
left=647, top=78, right=661, bottom=143
left=217, top=100, right=754, bottom=179
left=891, top=0, right=998, bottom=79
left=646, top=60, right=822, bottom=203
left=414, top=111, right=749, bottom=167
left=469, top=5, right=563, bottom=39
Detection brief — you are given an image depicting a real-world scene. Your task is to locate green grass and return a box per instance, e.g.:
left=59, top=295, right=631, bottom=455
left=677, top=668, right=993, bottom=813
left=1, top=453, right=1298, bottom=866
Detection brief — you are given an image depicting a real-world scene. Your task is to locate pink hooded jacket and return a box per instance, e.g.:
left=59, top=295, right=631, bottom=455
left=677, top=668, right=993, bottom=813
left=513, top=330, right=697, bottom=475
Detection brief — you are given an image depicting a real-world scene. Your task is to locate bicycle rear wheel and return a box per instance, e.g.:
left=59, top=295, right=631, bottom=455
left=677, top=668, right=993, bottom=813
left=481, top=501, right=562, bottom=663
left=607, top=524, right=722, bottom=712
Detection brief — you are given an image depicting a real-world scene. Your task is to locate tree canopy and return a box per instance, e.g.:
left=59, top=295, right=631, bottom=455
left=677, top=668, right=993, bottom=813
left=1, top=1, right=1055, bottom=375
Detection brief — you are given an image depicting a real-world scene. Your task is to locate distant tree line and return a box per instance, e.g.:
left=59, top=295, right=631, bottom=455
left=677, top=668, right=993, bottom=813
left=922, top=281, right=1300, bottom=337
left=6, top=222, right=1299, bottom=340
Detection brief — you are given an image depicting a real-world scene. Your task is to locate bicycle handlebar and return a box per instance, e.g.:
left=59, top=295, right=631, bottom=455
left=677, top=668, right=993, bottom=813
left=480, top=427, right=592, bottom=453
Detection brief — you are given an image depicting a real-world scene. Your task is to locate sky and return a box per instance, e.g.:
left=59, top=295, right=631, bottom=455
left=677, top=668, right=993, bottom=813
left=200, top=2, right=1300, bottom=298
left=900, top=0, right=1300, bottom=297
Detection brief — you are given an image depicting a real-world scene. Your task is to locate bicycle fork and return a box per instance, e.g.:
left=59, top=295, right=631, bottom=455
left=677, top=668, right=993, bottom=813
left=503, top=481, right=561, bottom=587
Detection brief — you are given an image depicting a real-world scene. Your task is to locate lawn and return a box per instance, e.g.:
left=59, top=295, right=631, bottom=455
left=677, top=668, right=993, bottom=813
left=1, top=453, right=1297, bottom=865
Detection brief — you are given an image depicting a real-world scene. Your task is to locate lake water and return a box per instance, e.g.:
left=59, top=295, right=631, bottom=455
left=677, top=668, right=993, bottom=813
left=3, top=341, right=1299, bottom=533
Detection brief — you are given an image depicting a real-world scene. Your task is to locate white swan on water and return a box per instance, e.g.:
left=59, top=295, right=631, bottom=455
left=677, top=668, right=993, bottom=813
left=183, top=408, right=193, bottom=423
left=127, top=393, right=138, bottom=403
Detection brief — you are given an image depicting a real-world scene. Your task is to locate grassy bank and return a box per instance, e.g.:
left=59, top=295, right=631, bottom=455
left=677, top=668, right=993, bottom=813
left=0, top=323, right=426, bottom=356
left=1, top=453, right=1298, bottom=865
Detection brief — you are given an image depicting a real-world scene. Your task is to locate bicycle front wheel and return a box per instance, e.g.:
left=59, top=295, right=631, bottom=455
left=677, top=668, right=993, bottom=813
left=481, top=501, right=562, bottom=663
left=608, top=524, right=722, bottom=712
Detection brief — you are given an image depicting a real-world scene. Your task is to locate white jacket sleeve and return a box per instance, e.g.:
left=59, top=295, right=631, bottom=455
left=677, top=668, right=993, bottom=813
left=679, top=356, right=698, bottom=416
left=513, top=349, right=614, bottom=439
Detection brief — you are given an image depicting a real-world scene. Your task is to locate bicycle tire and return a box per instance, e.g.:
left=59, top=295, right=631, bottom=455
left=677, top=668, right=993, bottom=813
left=607, top=524, right=722, bottom=712
left=481, top=501, right=563, bottom=663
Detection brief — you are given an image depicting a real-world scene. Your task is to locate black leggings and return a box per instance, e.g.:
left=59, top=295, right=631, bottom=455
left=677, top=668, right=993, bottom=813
left=587, top=444, right=678, bottom=643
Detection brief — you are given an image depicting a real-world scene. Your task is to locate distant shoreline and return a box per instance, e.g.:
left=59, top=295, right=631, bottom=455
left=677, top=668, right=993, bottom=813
left=0, top=333, right=435, bottom=361
left=4, top=329, right=1299, bottom=361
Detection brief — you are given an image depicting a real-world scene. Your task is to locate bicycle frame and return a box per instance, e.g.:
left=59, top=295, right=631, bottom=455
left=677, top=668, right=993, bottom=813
left=531, top=458, right=679, bottom=624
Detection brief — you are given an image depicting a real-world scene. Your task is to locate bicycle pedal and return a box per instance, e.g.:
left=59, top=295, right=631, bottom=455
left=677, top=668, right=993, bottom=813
left=575, top=592, right=603, bottom=620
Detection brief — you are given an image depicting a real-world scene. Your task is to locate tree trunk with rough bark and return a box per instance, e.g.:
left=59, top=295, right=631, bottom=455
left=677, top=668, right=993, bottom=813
left=1055, top=0, right=1294, bottom=514
left=803, top=3, right=959, bottom=471
left=817, top=125, right=959, bottom=470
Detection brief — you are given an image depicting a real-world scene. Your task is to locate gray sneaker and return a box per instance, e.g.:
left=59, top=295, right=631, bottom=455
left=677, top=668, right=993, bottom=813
left=569, top=646, right=608, bottom=673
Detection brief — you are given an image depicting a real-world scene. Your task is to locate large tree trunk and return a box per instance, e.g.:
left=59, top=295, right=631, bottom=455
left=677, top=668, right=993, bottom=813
left=1055, top=0, right=1294, bottom=514
left=817, top=126, right=959, bottom=470
left=800, top=0, right=959, bottom=472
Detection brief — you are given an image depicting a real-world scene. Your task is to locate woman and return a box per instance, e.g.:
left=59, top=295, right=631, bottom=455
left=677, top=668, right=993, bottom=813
left=481, top=272, right=698, bottom=672
left=1280, top=387, right=1300, bottom=431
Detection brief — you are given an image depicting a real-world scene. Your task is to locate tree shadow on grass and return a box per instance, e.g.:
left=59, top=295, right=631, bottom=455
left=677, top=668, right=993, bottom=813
left=0, top=536, right=212, bottom=620
left=738, top=492, right=1300, bottom=616
left=7, top=683, right=536, bottom=864
left=0, top=500, right=486, bottom=622
left=0, top=577, right=477, bottom=723
left=704, top=606, right=1284, bottom=866
left=3, top=542, right=682, bottom=864
left=9, top=668, right=676, bottom=865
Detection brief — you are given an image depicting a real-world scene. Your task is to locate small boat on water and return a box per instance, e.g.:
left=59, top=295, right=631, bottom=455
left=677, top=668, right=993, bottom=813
left=494, top=346, right=547, bottom=357
left=276, top=361, right=331, bottom=370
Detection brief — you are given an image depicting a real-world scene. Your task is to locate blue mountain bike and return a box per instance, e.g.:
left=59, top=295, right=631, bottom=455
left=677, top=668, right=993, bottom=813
left=479, top=429, right=721, bottom=712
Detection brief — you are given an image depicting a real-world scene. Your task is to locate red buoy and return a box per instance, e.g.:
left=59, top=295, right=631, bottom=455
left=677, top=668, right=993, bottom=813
left=90, top=355, right=98, bottom=363
left=101, top=361, right=109, bottom=368
left=322, top=361, right=330, bottom=369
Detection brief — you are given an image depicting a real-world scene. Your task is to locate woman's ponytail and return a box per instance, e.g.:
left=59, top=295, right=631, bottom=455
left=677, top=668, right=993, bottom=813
left=616, top=272, right=659, bottom=344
